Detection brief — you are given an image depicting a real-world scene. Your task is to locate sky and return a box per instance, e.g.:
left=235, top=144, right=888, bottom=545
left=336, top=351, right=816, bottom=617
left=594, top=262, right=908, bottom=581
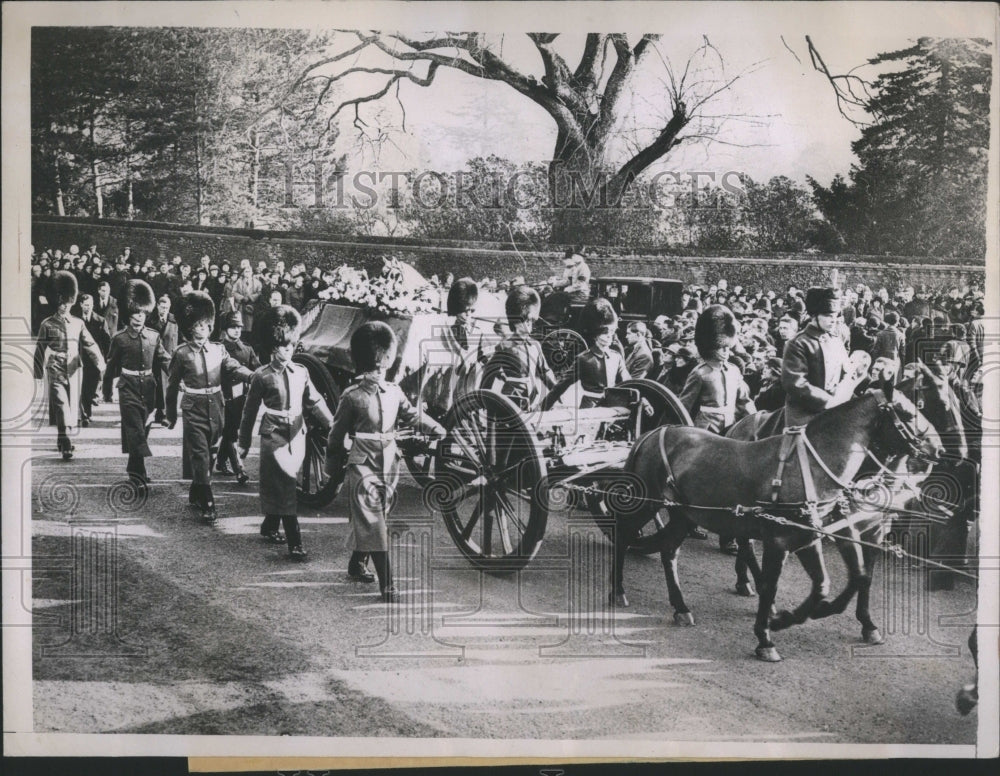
left=300, top=3, right=996, bottom=188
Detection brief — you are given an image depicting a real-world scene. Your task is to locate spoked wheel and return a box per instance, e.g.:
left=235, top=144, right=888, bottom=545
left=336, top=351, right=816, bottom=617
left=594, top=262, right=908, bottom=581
left=619, top=379, right=692, bottom=433
left=542, top=328, right=587, bottom=381
left=294, top=352, right=341, bottom=508
left=435, top=389, right=548, bottom=571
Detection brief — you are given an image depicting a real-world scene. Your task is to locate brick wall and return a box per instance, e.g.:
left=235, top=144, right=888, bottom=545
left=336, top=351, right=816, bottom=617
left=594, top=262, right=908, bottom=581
left=33, top=216, right=985, bottom=292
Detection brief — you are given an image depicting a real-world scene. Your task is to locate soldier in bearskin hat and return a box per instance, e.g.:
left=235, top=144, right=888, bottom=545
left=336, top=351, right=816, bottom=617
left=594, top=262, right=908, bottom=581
left=237, top=306, right=333, bottom=558
left=544, top=297, right=632, bottom=409
left=102, top=279, right=172, bottom=483
left=679, top=304, right=756, bottom=551
left=781, top=286, right=850, bottom=428
left=216, top=310, right=260, bottom=484
left=325, top=322, right=445, bottom=600
left=34, top=270, right=106, bottom=459
left=416, top=278, right=494, bottom=420
left=166, top=291, right=254, bottom=523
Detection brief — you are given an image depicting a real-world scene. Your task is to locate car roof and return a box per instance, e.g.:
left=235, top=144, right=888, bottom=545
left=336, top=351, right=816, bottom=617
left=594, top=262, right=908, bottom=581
left=594, top=276, right=684, bottom=285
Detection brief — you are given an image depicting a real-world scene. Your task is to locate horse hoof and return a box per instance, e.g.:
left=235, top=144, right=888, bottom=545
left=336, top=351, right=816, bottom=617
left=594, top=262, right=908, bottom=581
left=956, top=685, right=978, bottom=716
left=736, top=582, right=756, bottom=597
left=755, top=646, right=782, bottom=662
left=863, top=627, right=884, bottom=645
left=673, top=611, right=695, bottom=626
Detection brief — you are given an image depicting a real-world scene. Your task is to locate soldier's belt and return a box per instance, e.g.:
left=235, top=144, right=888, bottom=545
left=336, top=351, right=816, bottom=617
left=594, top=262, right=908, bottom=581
left=121, top=368, right=152, bottom=377
left=262, top=407, right=292, bottom=418
left=353, top=431, right=397, bottom=441
left=182, top=384, right=221, bottom=395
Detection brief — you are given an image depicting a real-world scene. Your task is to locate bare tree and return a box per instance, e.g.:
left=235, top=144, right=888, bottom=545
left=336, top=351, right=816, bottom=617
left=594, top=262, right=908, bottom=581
left=255, top=32, right=760, bottom=242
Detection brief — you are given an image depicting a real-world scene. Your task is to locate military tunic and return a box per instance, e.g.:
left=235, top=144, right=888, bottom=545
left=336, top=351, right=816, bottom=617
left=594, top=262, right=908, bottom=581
left=546, top=346, right=632, bottom=409
left=484, top=332, right=557, bottom=411
left=219, top=337, right=261, bottom=471
left=781, top=321, right=849, bottom=428
left=166, top=341, right=253, bottom=484
left=34, top=314, right=105, bottom=443
left=102, top=326, right=171, bottom=456
left=326, top=376, right=443, bottom=551
left=238, top=361, right=333, bottom=515
left=416, top=320, right=493, bottom=419
left=679, top=358, right=755, bottom=432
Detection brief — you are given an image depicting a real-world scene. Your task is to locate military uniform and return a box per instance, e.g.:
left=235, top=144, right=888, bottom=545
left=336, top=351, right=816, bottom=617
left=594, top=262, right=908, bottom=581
left=102, top=326, right=172, bottom=480
left=34, top=313, right=105, bottom=455
left=238, top=360, right=333, bottom=551
left=781, top=320, right=849, bottom=427
left=327, top=376, right=443, bottom=552
left=546, top=345, right=632, bottom=409
left=218, top=335, right=260, bottom=477
left=484, top=332, right=557, bottom=411
left=417, top=319, right=493, bottom=420
left=679, top=358, right=755, bottom=432
left=147, top=309, right=179, bottom=422
left=166, top=340, right=253, bottom=512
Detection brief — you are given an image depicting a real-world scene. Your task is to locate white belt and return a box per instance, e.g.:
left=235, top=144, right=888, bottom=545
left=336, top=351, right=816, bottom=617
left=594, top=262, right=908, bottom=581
left=229, top=382, right=245, bottom=398
left=121, top=368, right=151, bottom=377
left=183, top=384, right=221, bottom=395
left=263, top=407, right=292, bottom=418
left=353, top=431, right=397, bottom=441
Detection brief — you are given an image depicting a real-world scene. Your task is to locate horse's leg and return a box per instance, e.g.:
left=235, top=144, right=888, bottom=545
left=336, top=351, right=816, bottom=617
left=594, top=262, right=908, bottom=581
left=661, top=512, right=694, bottom=625
left=806, top=530, right=884, bottom=644
left=753, top=541, right=787, bottom=662
left=735, top=538, right=761, bottom=597
left=855, top=540, right=883, bottom=644
left=609, top=509, right=644, bottom=608
left=770, top=540, right=831, bottom=631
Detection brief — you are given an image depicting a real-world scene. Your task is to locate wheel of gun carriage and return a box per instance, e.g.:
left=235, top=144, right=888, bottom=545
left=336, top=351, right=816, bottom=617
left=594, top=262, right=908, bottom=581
left=586, top=379, right=693, bottom=553
left=434, top=389, right=548, bottom=571
left=294, top=351, right=343, bottom=508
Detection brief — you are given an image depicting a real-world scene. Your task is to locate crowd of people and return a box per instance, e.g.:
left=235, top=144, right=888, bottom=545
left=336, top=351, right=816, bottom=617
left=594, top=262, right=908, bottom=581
left=30, top=239, right=984, bottom=591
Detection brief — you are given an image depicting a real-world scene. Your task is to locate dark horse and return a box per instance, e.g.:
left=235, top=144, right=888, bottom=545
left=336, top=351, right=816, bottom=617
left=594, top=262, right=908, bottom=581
left=610, top=384, right=942, bottom=662
left=724, top=374, right=949, bottom=639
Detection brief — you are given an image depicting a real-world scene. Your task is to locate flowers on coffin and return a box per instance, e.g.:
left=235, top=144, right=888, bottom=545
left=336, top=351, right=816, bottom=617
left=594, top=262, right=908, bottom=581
left=321, top=262, right=436, bottom=317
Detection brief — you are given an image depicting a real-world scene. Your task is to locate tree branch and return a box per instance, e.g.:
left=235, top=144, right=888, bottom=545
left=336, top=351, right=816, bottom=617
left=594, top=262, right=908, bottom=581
left=806, top=34, right=878, bottom=126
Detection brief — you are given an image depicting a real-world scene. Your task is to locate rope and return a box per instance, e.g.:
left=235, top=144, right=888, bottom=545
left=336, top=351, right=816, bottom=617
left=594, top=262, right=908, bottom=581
left=558, top=480, right=979, bottom=582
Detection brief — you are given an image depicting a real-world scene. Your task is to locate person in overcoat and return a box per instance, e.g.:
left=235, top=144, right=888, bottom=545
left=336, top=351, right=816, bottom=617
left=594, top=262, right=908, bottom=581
left=483, top=285, right=557, bottom=412
left=102, top=280, right=171, bottom=484
left=217, top=310, right=260, bottom=483
left=325, top=322, right=445, bottom=601
left=238, top=306, right=333, bottom=559
left=544, top=298, right=631, bottom=409
left=624, top=321, right=655, bottom=380
left=781, top=287, right=850, bottom=428
left=679, top=305, right=756, bottom=553
left=416, top=278, right=493, bottom=420
left=166, top=292, right=254, bottom=523
left=33, top=271, right=106, bottom=459
left=147, top=294, right=179, bottom=424
left=75, top=293, right=109, bottom=426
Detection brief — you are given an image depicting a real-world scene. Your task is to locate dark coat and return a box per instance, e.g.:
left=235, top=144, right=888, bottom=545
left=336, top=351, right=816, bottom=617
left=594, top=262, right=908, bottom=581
left=781, top=321, right=849, bottom=427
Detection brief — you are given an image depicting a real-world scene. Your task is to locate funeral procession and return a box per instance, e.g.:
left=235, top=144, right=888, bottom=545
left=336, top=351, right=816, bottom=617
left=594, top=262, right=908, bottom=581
left=7, top=7, right=995, bottom=755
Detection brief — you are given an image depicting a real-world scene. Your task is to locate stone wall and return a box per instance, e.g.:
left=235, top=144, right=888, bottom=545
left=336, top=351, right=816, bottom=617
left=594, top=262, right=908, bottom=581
left=33, top=216, right=985, bottom=292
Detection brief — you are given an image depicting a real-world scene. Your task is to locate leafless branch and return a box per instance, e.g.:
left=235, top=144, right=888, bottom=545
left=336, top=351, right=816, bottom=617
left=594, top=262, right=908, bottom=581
left=805, top=34, right=878, bottom=126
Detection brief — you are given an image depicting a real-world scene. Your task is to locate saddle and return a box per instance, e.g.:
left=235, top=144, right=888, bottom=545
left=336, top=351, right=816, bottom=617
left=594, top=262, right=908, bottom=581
left=746, top=408, right=786, bottom=441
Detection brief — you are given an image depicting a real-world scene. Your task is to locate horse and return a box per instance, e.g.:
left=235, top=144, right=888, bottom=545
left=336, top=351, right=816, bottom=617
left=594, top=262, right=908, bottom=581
left=609, top=382, right=942, bottom=662
left=723, top=373, right=948, bottom=637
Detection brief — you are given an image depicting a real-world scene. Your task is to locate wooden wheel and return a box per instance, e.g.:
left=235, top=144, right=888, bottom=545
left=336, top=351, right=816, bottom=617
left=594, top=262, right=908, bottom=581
left=294, top=352, right=341, bottom=508
left=434, top=389, right=548, bottom=570
left=619, top=378, right=692, bottom=432
left=542, top=328, right=586, bottom=381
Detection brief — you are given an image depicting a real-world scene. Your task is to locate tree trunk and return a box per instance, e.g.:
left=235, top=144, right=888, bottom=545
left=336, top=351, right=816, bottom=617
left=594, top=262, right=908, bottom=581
left=284, top=158, right=295, bottom=207
left=249, top=129, right=260, bottom=216
left=88, top=116, right=104, bottom=218
left=193, top=91, right=204, bottom=224
left=313, top=158, right=324, bottom=207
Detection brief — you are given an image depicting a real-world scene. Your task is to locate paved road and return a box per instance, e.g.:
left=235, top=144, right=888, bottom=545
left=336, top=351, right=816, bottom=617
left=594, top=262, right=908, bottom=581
left=28, top=397, right=979, bottom=745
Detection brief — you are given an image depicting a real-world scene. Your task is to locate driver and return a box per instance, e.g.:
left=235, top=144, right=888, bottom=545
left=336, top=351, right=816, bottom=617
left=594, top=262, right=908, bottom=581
left=781, top=286, right=850, bottom=427
left=552, top=248, right=591, bottom=304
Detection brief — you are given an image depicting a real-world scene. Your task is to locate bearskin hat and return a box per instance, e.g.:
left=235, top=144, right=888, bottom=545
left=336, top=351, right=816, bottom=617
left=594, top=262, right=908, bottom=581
left=52, top=270, right=78, bottom=307
left=220, top=310, right=244, bottom=330
left=351, top=321, right=398, bottom=372
left=124, top=279, right=155, bottom=317
left=447, top=278, right=479, bottom=316
left=579, top=298, right=618, bottom=337
left=176, top=291, right=216, bottom=337
left=694, top=304, right=738, bottom=358
left=258, top=305, right=301, bottom=353
left=805, top=287, right=842, bottom=316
